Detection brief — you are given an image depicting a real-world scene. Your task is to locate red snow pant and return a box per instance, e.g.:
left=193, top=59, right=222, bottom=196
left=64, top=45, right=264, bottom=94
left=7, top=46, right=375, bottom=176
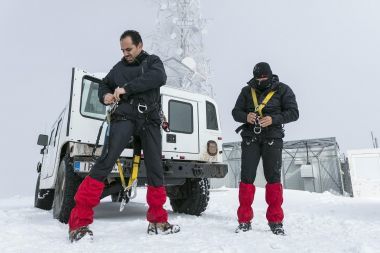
left=237, top=182, right=284, bottom=223
left=237, top=182, right=255, bottom=223
left=68, top=176, right=168, bottom=230
left=68, top=176, right=104, bottom=230
left=265, top=183, right=284, bottom=223
left=146, top=185, right=168, bottom=223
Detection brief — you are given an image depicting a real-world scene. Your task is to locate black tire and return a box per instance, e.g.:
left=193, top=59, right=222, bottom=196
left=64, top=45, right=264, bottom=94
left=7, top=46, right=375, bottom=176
left=52, top=156, right=82, bottom=224
left=167, top=178, right=210, bottom=216
left=34, top=173, right=54, bottom=210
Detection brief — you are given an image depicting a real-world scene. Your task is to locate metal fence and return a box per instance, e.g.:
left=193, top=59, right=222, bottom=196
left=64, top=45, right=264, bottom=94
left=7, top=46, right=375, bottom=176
left=210, top=142, right=241, bottom=189
left=210, top=137, right=353, bottom=196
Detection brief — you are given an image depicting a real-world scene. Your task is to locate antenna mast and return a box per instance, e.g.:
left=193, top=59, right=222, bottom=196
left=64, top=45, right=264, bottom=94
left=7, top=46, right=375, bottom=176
left=150, top=0, right=213, bottom=96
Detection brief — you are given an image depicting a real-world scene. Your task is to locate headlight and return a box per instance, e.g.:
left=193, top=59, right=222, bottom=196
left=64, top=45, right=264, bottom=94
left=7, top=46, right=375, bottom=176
left=207, top=140, right=218, bottom=156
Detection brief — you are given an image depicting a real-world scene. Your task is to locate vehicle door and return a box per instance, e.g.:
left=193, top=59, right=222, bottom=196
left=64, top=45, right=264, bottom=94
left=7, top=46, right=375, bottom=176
left=162, top=95, right=199, bottom=154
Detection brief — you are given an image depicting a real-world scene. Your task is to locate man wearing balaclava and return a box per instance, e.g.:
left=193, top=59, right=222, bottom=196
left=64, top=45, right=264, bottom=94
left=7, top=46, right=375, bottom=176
left=232, top=62, right=299, bottom=235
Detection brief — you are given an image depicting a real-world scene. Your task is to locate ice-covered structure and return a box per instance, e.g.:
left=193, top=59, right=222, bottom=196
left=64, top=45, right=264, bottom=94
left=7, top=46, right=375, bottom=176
left=150, top=0, right=213, bottom=97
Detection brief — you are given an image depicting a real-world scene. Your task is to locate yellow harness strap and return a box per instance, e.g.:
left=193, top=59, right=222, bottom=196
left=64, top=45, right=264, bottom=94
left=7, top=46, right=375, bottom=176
left=116, top=159, right=127, bottom=189
left=116, top=155, right=140, bottom=190
left=251, top=88, right=276, bottom=117
left=128, top=155, right=140, bottom=187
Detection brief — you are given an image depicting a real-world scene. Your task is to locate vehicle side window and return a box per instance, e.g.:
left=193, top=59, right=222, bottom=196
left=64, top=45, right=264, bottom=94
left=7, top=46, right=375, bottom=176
left=169, top=100, right=193, bottom=134
left=53, top=119, right=62, bottom=147
left=48, top=128, right=55, bottom=146
left=206, top=101, right=219, bottom=130
left=80, top=77, right=106, bottom=120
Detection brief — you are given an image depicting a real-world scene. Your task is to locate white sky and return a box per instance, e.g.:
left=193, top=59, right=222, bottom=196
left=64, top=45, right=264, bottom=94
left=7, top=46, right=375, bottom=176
left=0, top=0, right=380, bottom=197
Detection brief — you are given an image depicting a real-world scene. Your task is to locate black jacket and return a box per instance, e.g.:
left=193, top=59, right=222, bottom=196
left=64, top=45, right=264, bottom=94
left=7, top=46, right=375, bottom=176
left=232, top=75, right=299, bottom=139
left=98, top=51, right=167, bottom=118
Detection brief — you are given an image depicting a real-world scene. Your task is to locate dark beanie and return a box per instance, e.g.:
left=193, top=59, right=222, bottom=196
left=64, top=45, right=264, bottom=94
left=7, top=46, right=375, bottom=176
left=253, top=62, right=272, bottom=78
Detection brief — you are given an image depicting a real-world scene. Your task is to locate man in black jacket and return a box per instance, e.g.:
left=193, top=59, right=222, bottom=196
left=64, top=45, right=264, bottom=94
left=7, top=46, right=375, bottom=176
left=233, top=62, right=299, bottom=235
left=68, top=30, right=180, bottom=242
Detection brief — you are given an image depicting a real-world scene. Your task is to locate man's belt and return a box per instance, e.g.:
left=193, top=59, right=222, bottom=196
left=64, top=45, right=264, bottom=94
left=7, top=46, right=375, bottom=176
left=121, top=97, right=159, bottom=112
left=235, top=124, right=246, bottom=134
left=111, top=102, right=159, bottom=121
left=111, top=114, right=130, bottom=121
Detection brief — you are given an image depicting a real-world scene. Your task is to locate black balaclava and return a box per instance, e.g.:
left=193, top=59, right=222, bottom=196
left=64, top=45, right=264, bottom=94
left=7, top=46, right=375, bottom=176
left=253, top=62, right=273, bottom=91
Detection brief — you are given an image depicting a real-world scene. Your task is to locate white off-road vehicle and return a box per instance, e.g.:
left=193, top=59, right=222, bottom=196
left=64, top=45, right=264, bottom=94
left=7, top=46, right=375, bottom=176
left=34, top=65, right=228, bottom=223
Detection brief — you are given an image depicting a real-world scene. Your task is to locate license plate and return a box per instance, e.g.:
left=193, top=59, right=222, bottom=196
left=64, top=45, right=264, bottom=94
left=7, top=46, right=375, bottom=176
left=73, top=161, right=119, bottom=173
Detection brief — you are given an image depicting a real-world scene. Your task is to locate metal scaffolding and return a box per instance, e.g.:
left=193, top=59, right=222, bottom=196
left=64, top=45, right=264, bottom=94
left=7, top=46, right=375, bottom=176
left=211, top=137, right=353, bottom=196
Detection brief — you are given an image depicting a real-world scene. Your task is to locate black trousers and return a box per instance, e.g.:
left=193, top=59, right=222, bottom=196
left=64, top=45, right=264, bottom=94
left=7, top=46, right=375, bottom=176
left=89, top=118, right=164, bottom=187
left=240, top=136, right=283, bottom=184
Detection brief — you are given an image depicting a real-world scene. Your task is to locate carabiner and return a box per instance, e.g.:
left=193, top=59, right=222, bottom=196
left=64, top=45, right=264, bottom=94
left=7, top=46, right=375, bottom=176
left=253, top=117, right=261, bottom=134
left=119, top=180, right=138, bottom=212
left=126, top=180, right=138, bottom=199
left=254, top=125, right=262, bottom=134
left=137, top=103, right=148, bottom=113
left=108, top=102, right=119, bottom=115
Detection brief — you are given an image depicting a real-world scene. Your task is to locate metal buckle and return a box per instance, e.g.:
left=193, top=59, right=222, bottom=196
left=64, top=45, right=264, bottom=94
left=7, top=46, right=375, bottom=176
left=137, top=103, right=148, bottom=113
left=253, top=117, right=261, bottom=134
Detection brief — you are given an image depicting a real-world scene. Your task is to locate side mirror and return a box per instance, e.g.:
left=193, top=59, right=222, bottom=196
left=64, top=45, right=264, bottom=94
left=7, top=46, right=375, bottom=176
left=37, top=134, right=49, bottom=146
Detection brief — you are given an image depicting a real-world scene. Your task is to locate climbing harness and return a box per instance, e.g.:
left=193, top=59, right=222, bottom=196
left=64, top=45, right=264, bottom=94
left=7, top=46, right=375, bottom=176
left=250, top=88, right=276, bottom=135
left=90, top=101, right=141, bottom=212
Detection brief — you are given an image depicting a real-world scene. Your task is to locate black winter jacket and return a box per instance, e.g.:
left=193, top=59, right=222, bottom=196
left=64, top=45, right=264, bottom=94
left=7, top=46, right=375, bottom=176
left=98, top=51, right=167, bottom=118
left=232, top=75, right=299, bottom=139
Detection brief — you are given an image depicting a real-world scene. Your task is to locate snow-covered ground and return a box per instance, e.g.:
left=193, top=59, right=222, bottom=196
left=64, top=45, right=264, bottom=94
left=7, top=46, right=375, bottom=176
left=0, top=187, right=379, bottom=253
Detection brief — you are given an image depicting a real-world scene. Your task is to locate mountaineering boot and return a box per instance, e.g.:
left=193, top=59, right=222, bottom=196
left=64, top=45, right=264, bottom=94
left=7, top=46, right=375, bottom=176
left=69, top=226, right=93, bottom=242
left=268, top=222, right=285, bottom=236
left=146, top=186, right=179, bottom=235
left=235, top=222, right=252, bottom=233
left=147, top=222, right=180, bottom=235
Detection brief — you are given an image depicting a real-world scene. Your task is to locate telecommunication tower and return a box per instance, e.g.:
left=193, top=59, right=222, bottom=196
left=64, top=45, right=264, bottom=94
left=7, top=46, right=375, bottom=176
left=150, top=0, right=213, bottom=97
